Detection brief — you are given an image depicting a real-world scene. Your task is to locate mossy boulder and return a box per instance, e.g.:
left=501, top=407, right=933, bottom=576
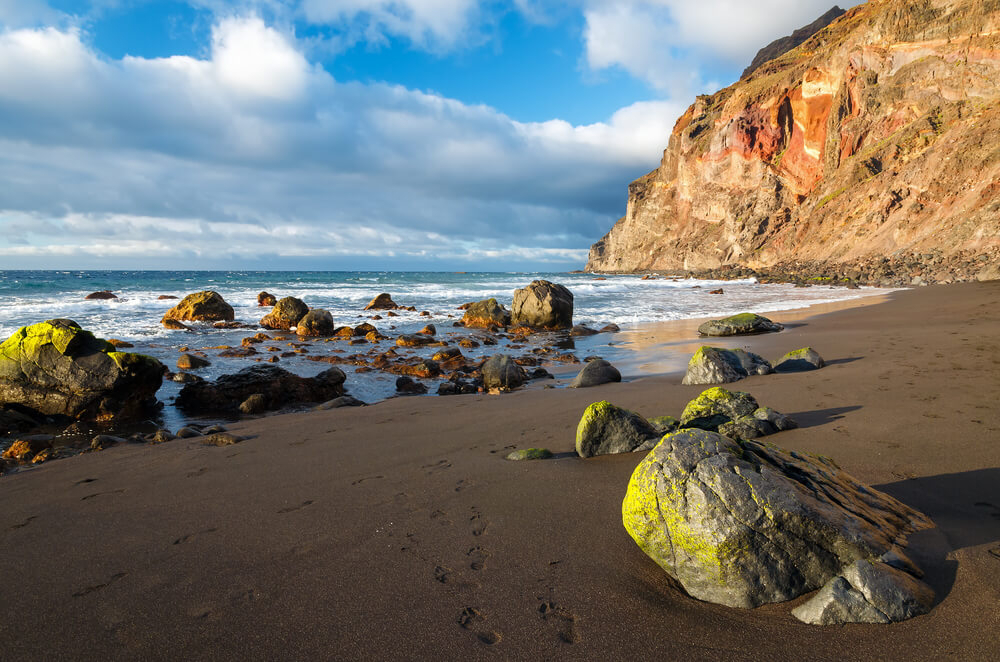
left=0, top=319, right=164, bottom=421
left=569, top=359, right=622, bottom=388
left=161, top=291, right=234, bottom=325
left=682, top=346, right=772, bottom=385
left=773, top=347, right=825, bottom=372
left=679, top=387, right=795, bottom=440
left=648, top=415, right=679, bottom=435
left=461, top=298, right=511, bottom=329
left=175, top=364, right=346, bottom=415
left=697, top=313, right=783, bottom=337
left=297, top=309, right=336, bottom=337
left=575, top=400, right=659, bottom=458
left=481, top=354, right=525, bottom=391
left=260, top=297, right=309, bottom=330
left=506, top=448, right=553, bottom=461
left=510, top=280, right=574, bottom=329
left=623, top=429, right=934, bottom=610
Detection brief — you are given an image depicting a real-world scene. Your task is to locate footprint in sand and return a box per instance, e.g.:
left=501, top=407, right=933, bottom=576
left=186, top=467, right=209, bottom=478
left=434, top=565, right=453, bottom=584
left=457, top=607, right=501, bottom=645
left=467, top=546, right=489, bottom=571
left=9, top=515, right=37, bottom=530
left=74, top=478, right=97, bottom=485
left=278, top=500, right=314, bottom=514
left=352, top=475, right=384, bottom=485
left=454, top=479, right=473, bottom=492
left=469, top=510, right=488, bottom=537
left=73, top=572, right=127, bottom=598
left=538, top=601, right=579, bottom=644
left=80, top=489, right=125, bottom=501
left=173, top=527, right=218, bottom=545
left=422, top=459, right=452, bottom=474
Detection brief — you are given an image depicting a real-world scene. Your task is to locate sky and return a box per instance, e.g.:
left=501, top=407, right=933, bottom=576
left=0, top=0, right=847, bottom=271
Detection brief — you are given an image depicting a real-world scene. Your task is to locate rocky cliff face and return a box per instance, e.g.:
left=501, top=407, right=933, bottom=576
left=587, top=0, right=1000, bottom=280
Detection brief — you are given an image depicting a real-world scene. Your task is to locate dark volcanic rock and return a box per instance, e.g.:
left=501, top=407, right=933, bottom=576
left=623, top=428, right=933, bottom=610
left=682, top=346, right=772, bottom=385
left=176, top=364, right=346, bottom=415
left=511, top=280, right=574, bottom=329
left=260, top=297, right=309, bottom=330
left=395, top=376, right=428, bottom=394
left=161, top=291, right=234, bottom=325
left=85, top=291, right=117, bottom=300
left=575, top=400, right=659, bottom=457
left=698, top=313, right=783, bottom=337
left=569, top=359, right=622, bottom=388
left=481, top=354, right=525, bottom=391
left=0, top=319, right=164, bottom=422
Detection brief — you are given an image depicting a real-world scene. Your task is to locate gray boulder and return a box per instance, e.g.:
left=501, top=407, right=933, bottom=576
left=481, top=354, right=526, bottom=391
left=697, top=313, right=783, bottom=336
left=679, top=387, right=795, bottom=440
left=681, top=346, right=772, bottom=385
left=575, top=400, right=659, bottom=457
left=773, top=347, right=825, bottom=372
left=569, top=359, right=622, bottom=388
left=510, top=280, right=573, bottom=329
left=623, top=429, right=933, bottom=609
left=792, top=560, right=935, bottom=625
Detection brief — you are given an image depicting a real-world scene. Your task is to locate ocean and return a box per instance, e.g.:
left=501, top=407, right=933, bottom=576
left=0, top=270, right=885, bottom=431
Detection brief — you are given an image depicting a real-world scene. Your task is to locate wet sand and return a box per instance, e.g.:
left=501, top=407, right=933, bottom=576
left=1, top=282, right=998, bottom=661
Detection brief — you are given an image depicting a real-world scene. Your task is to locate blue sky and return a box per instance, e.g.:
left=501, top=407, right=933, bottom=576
left=0, top=0, right=846, bottom=270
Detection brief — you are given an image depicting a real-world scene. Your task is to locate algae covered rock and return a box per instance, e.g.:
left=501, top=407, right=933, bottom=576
left=569, top=359, right=621, bottom=388
left=176, top=364, right=346, bottom=415
left=576, top=400, right=658, bottom=458
left=161, top=291, right=234, bottom=325
left=481, top=354, right=525, bottom=391
left=697, top=313, right=783, bottom=337
left=506, top=448, right=553, bottom=461
left=773, top=347, right=825, bottom=372
left=296, top=309, right=335, bottom=337
left=0, top=319, right=165, bottom=422
left=462, top=298, right=511, bottom=329
left=681, top=346, right=772, bottom=385
left=260, top=297, right=309, bottom=330
left=510, top=280, right=574, bottom=329
left=622, top=429, right=933, bottom=609
left=679, top=387, right=794, bottom=440
left=647, top=415, right=679, bottom=435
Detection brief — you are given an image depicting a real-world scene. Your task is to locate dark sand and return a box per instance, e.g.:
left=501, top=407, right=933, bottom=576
left=2, top=282, right=998, bottom=661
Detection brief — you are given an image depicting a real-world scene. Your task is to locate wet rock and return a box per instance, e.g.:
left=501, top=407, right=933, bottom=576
left=396, top=334, right=437, bottom=348
left=528, top=367, right=553, bottom=380
left=315, top=395, right=366, bottom=409
left=773, top=347, right=825, bottom=372
left=296, top=309, right=336, bottom=337
left=575, top=401, right=659, bottom=457
left=417, top=324, right=436, bottom=336
left=107, top=339, right=134, bottom=348
left=0, top=320, right=165, bottom=422
left=569, top=359, right=622, bottom=388
left=395, top=376, right=428, bottom=394
left=242, top=332, right=271, bottom=346
left=202, top=433, right=242, bottom=446
left=510, top=280, right=574, bottom=329
left=697, top=313, right=783, bottom=337
left=176, top=364, right=346, bottom=415
left=150, top=429, right=175, bottom=443
left=599, top=323, right=621, bottom=333
left=570, top=325, right=599, bottom=337
left=681, top=346, right=772, bottom=385
left=257, top=291, right=277, bottom=306
left=354, top=322, right=377, bottom=336
left=175, top=427, right=202, bottom=438
left=239, top=393, right=268, bottom=415
left=85, top=291, right=117, bottom=300
left=91, top=434, right=126, bottom=450
left=679, top=387, right=794, bottom=440
left=176, top=353, right=210, bottom=370
left=364, top=293, right=399, bottom=310
left=260, top=297, right=309, bottom=330
left=461, top=299, right=511, bottom=329
left=506, top=448, right=553, bottom=461
left=481, top=354, right=526, bottom=391
left=161, top=291, right=235, bottom=325
left=0, top=407, right=42, bottom=435
left=162, top=319, right=193, bottom=331
left=623, top=429, right=933, bottom=609
left=157, top=295, right=178, bottom=300
left=171, top=372, right=203, bottom=384
left=1, top=435, right=54, bottom=463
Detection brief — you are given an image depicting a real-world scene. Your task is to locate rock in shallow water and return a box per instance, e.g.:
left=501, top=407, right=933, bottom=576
left=697, top=313, right=783, bottom=337
left=510, top=280, right=573, bottom=329
left=481, top=354, right=525, bottom=391
left=176, top=364, right=346, bottom=415
left=569, top=359, right=622, bottom=388
left=161, top=291, right=234, bottom=325
left=623, top=429, right=933, bottom=610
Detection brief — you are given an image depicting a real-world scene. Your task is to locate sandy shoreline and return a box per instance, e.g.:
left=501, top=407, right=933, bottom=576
left=1, top=282, right=998, bottom=660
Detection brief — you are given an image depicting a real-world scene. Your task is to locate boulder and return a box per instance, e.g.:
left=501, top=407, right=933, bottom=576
left=417, top=324, right=436, bottom=336
left=623, top=428, right=933, bottom=609
left=679, top=387, right=796, bottom=440
left=161, top=291, right=234, bottom=325
left=297, top=309, right=336, bottom=337
left=773, top=347, right=825, bottom=372
left=315, top=395, right=366, bottom=409
left=85, top=291, right=117, bottom=300
left=575, top=401, right=659, bottom=457
left=364, top=293, right=400, bottom=310
left=162, top=319, right=192, bottom=331
left=157, top=295, right=178, bottom=300
left=238, top=393, right=268, bottom=415
left=175, top=364, right=346, bottom=415
left=461, top=299, right=510, bottom=329
left=697, top=313, right=783, bottom=337
left=260, top=297, right=309, bottom=330
left=176, top=353, right=210, bottom=370
left=396, top=334, right=436, bottom=347
left=395, top=376, right=428, bottom=394
left=257, top=291, right=277, bottom=306
left=481, top=354, right=526, bottom=391
left=354, top=322, right=377, bottom=336
left=648, top=415, right=679, bottom=435
left=569, top=359, right=622, bottom=388
left=506, top=448, right=553, bottom=461
left=510, top=280, right=574, bottom=329
left=0, top=320, right=164, bottom=422
left=681, top=346, right=772, bottom=385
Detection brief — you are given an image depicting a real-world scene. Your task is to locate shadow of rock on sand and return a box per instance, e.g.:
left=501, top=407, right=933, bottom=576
left=786, top=405, right=862, bottom=428
left=875, top=468, right=1000, bottom=606
left=823, top=356, right=863, bottom=366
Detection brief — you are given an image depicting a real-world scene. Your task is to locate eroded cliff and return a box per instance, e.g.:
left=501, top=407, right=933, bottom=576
left=587, top=0, right=1000, bottom=281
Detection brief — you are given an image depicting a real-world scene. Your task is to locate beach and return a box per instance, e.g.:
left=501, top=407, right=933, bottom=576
left=1, top=281, right=998, bottom=660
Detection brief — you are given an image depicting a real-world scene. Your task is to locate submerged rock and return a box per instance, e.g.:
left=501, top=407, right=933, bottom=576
left=260, top=297, right=309, bottom=330
left=176, top=364, right=346, bottom=415
left=481, top=354, right=525, bottom=391
left=575, top=401, right=658, bottom=458
left=510, top=280, right=574, bottom=329
left=623, top=428, right=933, bottom=610
left=569, top=359, right=622, bottom=388
left=682, top=346, right=772, bottom=385
left=773, top=347, right=825, bottom=372
left=161, top=291, right=235, bottom=325
left=0, top=320, right=164, bottom=422
left=679, top=387, right=795, bottom=440
left=461, top=299, right=511, bottom=329
left=697, top=313, right=783, bottom=337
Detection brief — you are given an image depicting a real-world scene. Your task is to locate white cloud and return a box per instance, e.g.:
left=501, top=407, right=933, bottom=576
left=0, top=0, right=64, bottom=29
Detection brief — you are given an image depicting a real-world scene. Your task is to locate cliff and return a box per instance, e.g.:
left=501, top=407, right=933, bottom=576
left=586, top=0, right=1000, bottom=282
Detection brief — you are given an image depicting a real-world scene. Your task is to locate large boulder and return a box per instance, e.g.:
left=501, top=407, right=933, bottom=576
left=296, top=309, right=336, bottom=337
left=462, top=298, right=510, bottom=329
left=0, top=320, right=164, bottom=421
left=260, top=297, right=309, bottom=330
left=622, top=428, right=934, bottom=610
left=364, top=293, right=399, bottom=310
left=681, top=346, right=772, bottom=385
left=175, top=364, right=346, bottom=414
left=569, top=359, right=622, bottom=388
left=511, top=280, right=574, bottom=329
left=697, top=313, right=783, bottom=337
left=161, top=291, right=234, bottom=325
left=679, top=387, right=795, bottom=440
left=481, top=354, right=525, bottom=391
left=773, top=347, right=825, bottom=372
left=575, top=400, right=659, bottom=457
